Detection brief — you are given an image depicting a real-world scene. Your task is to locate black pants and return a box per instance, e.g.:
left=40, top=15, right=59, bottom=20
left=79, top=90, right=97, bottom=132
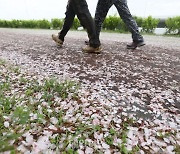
left=95, top=0, right=144, bottom=43
left=59, top=0, right=100, bottom=48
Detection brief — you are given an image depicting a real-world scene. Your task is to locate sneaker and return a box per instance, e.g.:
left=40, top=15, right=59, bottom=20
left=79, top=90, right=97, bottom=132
left=82, top=45, right=102, bottom=54
left=127, top=41, right=145, bottom=49
left=52, top=34, right=63, bottom=47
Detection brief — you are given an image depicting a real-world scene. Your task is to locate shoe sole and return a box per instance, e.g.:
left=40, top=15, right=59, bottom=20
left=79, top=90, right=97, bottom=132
left=52, top=35, right=63, bottom=47
left=137, top=43, right=146, bottom=47
left=127, top=42, right=146, bottom=49
left=82, top=47, right=102, bottom=54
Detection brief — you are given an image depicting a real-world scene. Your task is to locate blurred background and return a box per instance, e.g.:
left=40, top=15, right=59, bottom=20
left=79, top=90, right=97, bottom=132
left=0, top=0, right=179, bottom=35
left=0, top=0, right=180, bottom=20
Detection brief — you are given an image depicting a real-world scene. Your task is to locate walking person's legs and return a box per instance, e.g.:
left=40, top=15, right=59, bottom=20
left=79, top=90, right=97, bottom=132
left=52, top=0, right=75, bottom=47
left=114, top=0, right=145, bottom=49
left=52, top=0, right=101, bottom=53
left=58, top=1, right=75, bottom=42
left=73, top=0, right=100, bottom=49
left=85, top=0, right=113, bottom=45
left=94, top=0, right=114, bottom=38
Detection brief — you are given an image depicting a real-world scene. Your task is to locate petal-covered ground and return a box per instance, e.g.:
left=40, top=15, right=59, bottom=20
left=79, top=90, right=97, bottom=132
left=0, top=28, right=180, bottom=153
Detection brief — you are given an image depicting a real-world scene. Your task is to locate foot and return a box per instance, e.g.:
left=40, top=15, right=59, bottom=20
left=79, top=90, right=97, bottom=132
left=82, top=45, right=102, bottom=54
left=127, top=41, right=145, bottom=49
left=52, top=34, right=63, bottom=47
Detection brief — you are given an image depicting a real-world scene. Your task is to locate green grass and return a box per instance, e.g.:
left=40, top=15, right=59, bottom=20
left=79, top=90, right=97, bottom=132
left=0, top=60, right=80, bottom=153
left=0, top=59, right=179, bottom=153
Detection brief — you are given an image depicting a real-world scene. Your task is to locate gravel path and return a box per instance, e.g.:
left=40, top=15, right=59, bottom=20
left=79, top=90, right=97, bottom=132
left=0, top=28, right=180, bottom=117
left=0, top=28, right=180, bottom=153
left=1, top=28, right=180, bottom=50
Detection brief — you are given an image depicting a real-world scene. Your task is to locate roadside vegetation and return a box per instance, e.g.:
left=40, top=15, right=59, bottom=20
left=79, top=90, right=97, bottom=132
left=0, top=16, right=179, bottom=36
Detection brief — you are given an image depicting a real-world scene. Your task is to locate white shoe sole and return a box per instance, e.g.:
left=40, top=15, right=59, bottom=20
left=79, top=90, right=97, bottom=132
left=52, top=35, right=63, bottom=47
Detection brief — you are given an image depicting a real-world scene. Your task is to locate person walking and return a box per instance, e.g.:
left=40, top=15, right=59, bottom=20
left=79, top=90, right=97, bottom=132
left=52, top=0, right=101, bottom=53
left=89, top=0, right=145, bottom=49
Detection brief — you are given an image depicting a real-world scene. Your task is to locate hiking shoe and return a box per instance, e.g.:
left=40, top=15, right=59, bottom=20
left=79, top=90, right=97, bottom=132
left=127, top=41, right=145, bottom=49
left=82, top=45, right=102, bottom=54
left=52, top=34, right=63, bottom=47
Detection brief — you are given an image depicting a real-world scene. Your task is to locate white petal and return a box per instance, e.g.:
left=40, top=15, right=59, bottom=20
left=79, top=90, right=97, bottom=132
left=166, top=146, right=174, bottom=154
left=50, top=117, right=58, bottom=125
left=92, top=118, right=100, bottom=125
left=77, top=149, right=84, bottom=154
left=85, top=147, right=93, bottom=154
left=102, top=142, right=110, bottom=149
left=104, top=149, right=111, bottom=154
left=26, top=135, right=34, bottom=145
left=17, top=145, right=28, bottom=153
left=4, top=121, right=9, bottom=128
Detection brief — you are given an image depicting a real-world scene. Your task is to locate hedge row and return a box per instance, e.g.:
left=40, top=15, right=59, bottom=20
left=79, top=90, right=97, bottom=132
left=165, top=16, right=180, bottom=34
left=0, top=19, right=51, bottom=29
left=103, top=16, right=180, bottom=35
left=0, top=16, right=179, bottom=34
left=0, top=19, right=62, bottom=29
left=0, top=18, right=80, bottom=30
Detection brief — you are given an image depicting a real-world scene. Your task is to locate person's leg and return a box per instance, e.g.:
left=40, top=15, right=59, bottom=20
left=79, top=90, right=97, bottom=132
left=114, top=0, right=144, bottom=44
left=72, top=0, right=100, bottom=48
left=58, top=0, right=76, bottom=41
left=84, top=0, right=113, bottom=46
left=94, top=0, right=113, bottom=38
left=52, top=0, right=75, bottom=46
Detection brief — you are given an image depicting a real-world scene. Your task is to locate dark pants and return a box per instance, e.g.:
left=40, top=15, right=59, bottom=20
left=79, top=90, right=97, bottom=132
left=95, top=0, right=144, bottom=43
left=59, top=0, right=100, bottom=48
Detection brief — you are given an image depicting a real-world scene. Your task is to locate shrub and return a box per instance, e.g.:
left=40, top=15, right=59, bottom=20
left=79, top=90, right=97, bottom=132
left=0, top=20, right=6, bottom=27
left=51, top=18, right=63, bottom=29
left=133, top=16, right=143, bottom=27
left=165, top=16, right=180, bottom=34
left=141, top=16, right=159, bottom=33
left=72, top=18, right=81, bottom=30
left=103, top=15, right=129, bottom=32
left=103, top=15, right=120, bottom=30
left=119, top=18, right=129, bottom=32
left=174, top=16, right=180, bottom=34
left=37, top=19, right=51, bottom=29
left=165, top=18, right=174, bottom=34
left=11, top=20, right=22, bottom=28
left=22, top=20, right=38, bottom=28
left=0, top=20, right=21, bottom=28
left=1, top=17, right=180, bottom=35
left=0, top=20, right=12, bottom=28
